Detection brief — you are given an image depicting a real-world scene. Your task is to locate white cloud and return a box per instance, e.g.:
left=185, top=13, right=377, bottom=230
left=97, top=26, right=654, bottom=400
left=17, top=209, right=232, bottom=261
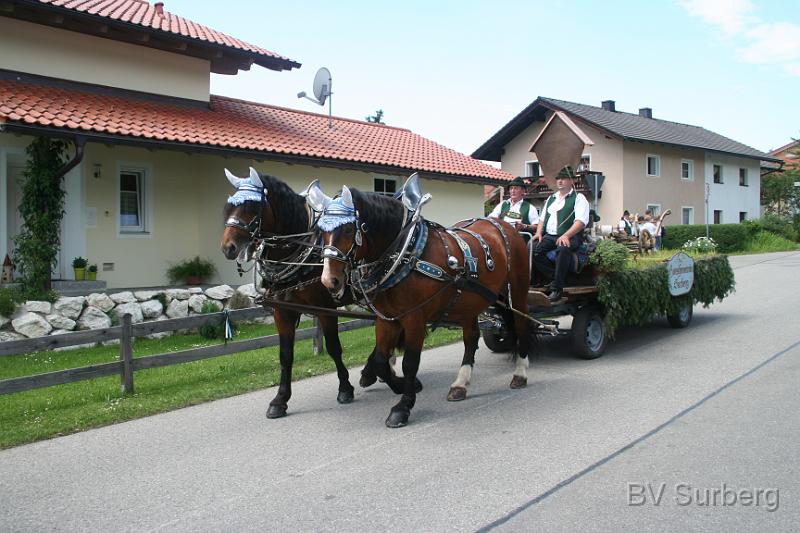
left=679, top=0, right=800, bottom=76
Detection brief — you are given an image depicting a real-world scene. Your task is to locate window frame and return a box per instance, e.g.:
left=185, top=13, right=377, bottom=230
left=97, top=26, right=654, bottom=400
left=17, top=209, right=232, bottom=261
left=681, top=159, right=694, bottom=181
left=646, top=203, right=662, bottom=218
left=373, top=176, right=397, bottom=197
left=739, top=167, right=748, bottom=187
left=681, top=206, right=694, bottom=225
left=713, top=164, right=723, bottom=184
left=578, top=154, right=591, bottom=173
left=117, top=163, right=153, bottom=238
left=646, top=154, right=660, bottom=177
left=739, top=211, right=747, bottom=222
left=713, top=209, right=723, bottom=224
left=524, top=160, right=542, bottom=178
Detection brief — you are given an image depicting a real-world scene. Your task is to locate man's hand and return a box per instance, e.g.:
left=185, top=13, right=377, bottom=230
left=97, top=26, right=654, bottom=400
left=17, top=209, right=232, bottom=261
left=556, top=234, right=570, bottom=247
left=532, top=232, right=542, bottom=242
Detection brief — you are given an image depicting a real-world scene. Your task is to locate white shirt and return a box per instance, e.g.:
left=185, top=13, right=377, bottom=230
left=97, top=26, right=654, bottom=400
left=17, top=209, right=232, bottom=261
left=544, top=189, right=590, bottom=236
left=640, top=221, right=658, bottom=236
left=618, top=218, right=632, bottom=233
left=489, top=198, right=540, bottom=226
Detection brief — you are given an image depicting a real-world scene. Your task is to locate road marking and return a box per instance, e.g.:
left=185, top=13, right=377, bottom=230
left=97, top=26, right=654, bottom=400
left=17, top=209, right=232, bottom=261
left=476, top=337, right=800, bottom=532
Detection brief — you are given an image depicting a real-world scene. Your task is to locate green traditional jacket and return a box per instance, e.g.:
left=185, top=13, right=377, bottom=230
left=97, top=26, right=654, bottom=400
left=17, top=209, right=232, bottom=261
left=499, top=199, right=533, bottom=222
left=542, top=190, right=577, bottom=237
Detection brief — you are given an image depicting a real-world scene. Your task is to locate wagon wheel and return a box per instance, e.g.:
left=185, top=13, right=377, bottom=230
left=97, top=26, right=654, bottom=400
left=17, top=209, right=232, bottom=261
left=482, top=329, right=515, bottom=353
left=667, top=303, right=693, bottom=328
left=571, top=305, right=608, bottom=359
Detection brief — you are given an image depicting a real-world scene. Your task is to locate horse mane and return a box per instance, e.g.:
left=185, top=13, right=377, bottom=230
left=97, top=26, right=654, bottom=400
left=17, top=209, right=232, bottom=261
left=350, top=188, right=405, bottom=237
left=222, top=173, right=308, bottom=235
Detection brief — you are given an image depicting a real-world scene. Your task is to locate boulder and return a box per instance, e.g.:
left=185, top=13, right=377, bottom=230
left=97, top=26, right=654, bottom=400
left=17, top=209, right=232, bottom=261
left=12, top=312, right=53, bottom=338
left=205, top=284, right=234, bottom=300
left=23, top=300, right=52, bottom=314
left=166, top=288, right=191, bottom=301
left=188, top=287, right=203, bottom=294
left=0, top=330, right=26, bottom=342
left=0, top=315, right=9, bottom=329
left=113, top=302, right=144, bottom=324
left=236, top=284, right=260, bottom=298
left=166, top=299, right=189, bottom=318
left=140, top=299, right=164, bottom=319
left=45, top=314, right=77, bottom=331
left=188, top=294, right=210, bottom=314
left=77, top=306, right=112, bottom=330
left=53, top=296, right=86, bottom=320
left=134, top=290, right=161, bottom=301
left=87, top=293, right=115, bottom=313
left=109, top=291, right=136, bottom=304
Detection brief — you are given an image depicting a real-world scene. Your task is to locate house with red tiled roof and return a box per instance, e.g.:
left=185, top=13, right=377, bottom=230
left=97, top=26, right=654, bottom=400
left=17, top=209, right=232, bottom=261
left=1, top=0, right=509, bottom=288
left=769, top=139, right=799, bottom=171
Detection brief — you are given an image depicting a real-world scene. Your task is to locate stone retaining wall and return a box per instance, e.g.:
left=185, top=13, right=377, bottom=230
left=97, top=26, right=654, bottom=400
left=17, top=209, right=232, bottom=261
left=0, top=284, right=263, bottom=342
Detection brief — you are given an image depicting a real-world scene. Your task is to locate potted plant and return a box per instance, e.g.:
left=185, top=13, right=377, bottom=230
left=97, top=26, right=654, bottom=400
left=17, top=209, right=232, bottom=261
left=72, top=256, right=88, bottom=280
left=166, top=256, right=217, bottom=286
left=87, top=264, right=98, bottom=281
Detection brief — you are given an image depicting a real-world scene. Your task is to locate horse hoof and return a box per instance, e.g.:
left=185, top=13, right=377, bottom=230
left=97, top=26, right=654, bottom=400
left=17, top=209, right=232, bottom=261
left=509, top=375, right=528, bottom=389
left=337, top=389, right=355, bottom=404
left=359, top=373, right=377, bottom=388
left=414, top=378, right=423, bottom=393
left=266, top=404, right=287, bottom=418
left=385, top=409, right=409, bottom=428
left=447, top=386, right=467, bottom=401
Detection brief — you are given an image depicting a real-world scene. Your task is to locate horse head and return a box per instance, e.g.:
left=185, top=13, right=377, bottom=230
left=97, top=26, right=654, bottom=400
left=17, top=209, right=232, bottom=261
left=220, top=167, right=271, bottom=261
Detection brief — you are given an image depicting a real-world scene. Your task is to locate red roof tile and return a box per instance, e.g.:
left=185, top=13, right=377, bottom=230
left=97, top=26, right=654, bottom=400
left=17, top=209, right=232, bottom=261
left=34, top=0, right=298, bottom=68
left=0, top=79, right=511, bottom=181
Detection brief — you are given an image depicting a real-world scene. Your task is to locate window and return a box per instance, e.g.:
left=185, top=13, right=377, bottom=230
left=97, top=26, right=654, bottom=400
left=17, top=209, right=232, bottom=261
left=646, top=204, right=661, bottom=217
left=713, top=164, right=723, bottom=184
left=646, top=154, right=660, bottom=177
left=713, top=210, right=722, bottom=224
left=373, top=177, right=397, bottom=196
left=119, top=168, right=147, bottom=233
left=682, top=207, right=694, bottom=225
left=681, top=159, right=694, bottom=180
left=739, top=211, right=747, bottom=222
left=578, top=154, right=591, bottom=173
left=525, top=161, right=541, bottom=178
left=739, top=168, right=748, bottom=187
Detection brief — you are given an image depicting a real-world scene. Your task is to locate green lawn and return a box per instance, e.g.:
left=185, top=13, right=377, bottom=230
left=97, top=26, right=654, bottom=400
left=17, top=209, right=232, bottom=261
left=0, top=321, right=461, bottom=449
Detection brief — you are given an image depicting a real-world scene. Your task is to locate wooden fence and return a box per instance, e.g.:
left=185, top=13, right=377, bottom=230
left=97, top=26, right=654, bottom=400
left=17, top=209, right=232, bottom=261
left=0, top=306, right=373, bottom=396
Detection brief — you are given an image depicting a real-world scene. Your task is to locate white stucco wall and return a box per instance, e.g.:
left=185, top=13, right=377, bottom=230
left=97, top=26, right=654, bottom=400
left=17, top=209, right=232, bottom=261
left=2, top=133, right=487, bottom=288
left=0, top=17, right=210, bottom=101
left=703, top=153, right=761, bottom=224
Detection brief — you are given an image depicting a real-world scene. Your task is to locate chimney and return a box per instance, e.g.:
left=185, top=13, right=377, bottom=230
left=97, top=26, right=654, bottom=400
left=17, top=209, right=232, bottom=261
left=154, top=2, right=164, bottom=16
left=639, top=107, right=653, bottom=119
left=601, top=100, right=616, bottom=112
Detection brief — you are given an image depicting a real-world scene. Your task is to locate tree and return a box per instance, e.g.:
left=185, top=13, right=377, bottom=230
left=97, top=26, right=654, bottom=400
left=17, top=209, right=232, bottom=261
left=12, top=137, right=69, bottom=297
left=365, top=109, right=385, bottom=124
left=762, top=170, right=800, bottom=216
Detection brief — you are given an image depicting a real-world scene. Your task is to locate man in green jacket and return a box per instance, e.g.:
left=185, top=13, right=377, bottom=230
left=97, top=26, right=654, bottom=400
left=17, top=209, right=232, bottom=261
left=532, top=166, right=591, bottom=301
left=489, top=176, right=539, bottom=238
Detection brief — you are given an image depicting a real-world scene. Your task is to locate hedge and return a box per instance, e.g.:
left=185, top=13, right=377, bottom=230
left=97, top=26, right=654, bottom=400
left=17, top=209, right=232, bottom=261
left=662, top=224, right=748, bottom=253
left=597, top=254, right=735, bottom=337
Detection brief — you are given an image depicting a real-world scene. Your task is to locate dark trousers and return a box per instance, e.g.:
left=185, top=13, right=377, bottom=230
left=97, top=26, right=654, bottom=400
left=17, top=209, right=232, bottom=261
left=532, top=233, right=583, bottom=290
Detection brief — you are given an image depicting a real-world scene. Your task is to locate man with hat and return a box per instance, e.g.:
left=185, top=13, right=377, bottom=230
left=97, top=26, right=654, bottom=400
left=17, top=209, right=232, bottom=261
left=532, top=165, right=591, bottom=301
left=489, top=176, right=539, bottom=238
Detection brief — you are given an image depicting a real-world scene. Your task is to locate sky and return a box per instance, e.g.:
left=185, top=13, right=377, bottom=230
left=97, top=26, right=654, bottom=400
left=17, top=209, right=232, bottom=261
left=163, top=0, right=800, bottom=158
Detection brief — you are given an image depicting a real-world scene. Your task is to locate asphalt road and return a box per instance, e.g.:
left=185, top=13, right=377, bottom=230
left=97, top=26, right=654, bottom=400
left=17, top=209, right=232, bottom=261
left=1, top=251, right=798, bottom=532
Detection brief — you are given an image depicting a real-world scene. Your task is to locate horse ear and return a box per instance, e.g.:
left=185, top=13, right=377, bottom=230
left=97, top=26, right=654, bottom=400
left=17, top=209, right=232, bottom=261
left=301, top=179, right=332, bottom=212
left=224, top=168, right=243, bottom=188
left=341, top=185, right=354, bottom=209
left=248, top=167, right=264, bottom=188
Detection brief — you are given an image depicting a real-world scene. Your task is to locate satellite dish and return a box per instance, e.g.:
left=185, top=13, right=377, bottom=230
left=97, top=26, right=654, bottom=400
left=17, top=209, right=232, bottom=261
left=313, top=67, right=332, bottom=106
left=297, top=67, right=334, bottom=128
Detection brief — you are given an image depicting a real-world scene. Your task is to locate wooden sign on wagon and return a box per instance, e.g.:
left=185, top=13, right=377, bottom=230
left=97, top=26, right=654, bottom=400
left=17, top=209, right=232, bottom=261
left=667, top=252, right=694, bottom=296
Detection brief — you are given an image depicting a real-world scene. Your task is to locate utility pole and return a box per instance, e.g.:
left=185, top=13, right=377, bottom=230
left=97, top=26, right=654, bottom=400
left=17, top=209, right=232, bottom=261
left=705, top=182, right=710, bottom=238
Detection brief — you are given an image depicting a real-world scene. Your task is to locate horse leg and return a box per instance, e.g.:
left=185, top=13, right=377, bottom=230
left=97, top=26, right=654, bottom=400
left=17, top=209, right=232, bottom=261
left=371, top=320, right=405, bottom=395
left=318, top=314, right=355, bottom=404
left=447, top=318, right=479, bottom=401
left=361, top=331, right=422, bottom=393
left=386, top=317, right=425, bottom=428
left=267, top=308, right=299, bottom=418
left=510, top=250, right=532, bottom=390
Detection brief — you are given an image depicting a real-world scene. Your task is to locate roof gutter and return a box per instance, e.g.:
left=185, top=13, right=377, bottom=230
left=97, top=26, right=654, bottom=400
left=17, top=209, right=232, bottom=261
left=3, top=123, right=501, bottom=186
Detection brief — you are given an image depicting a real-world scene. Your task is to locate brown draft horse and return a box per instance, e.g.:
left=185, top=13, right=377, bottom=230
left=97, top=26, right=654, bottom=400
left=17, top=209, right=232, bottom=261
left=219, top=168, right=414, bottom=419
left=310, top=184, right=531, bottom=427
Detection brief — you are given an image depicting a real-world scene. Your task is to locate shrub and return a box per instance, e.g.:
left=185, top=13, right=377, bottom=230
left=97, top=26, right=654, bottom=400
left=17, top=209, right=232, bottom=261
left=743, top=231, right=798, bottom=253
left=154, top=292, right=168, bottom=309
left=662, top=224, right=747, bottom=253
left=588, top=239, right=630, bottom=273
left=88, top=264, right=98, bottom=273
left=0, top=288, right=26, bottom=317
left=71, top=256, right=88, bottom=268
left=166, top=256, right=216, bottom=285
left=682, top=236, right=718, bottom=254
left=227, top=291, right=253, bottom=310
